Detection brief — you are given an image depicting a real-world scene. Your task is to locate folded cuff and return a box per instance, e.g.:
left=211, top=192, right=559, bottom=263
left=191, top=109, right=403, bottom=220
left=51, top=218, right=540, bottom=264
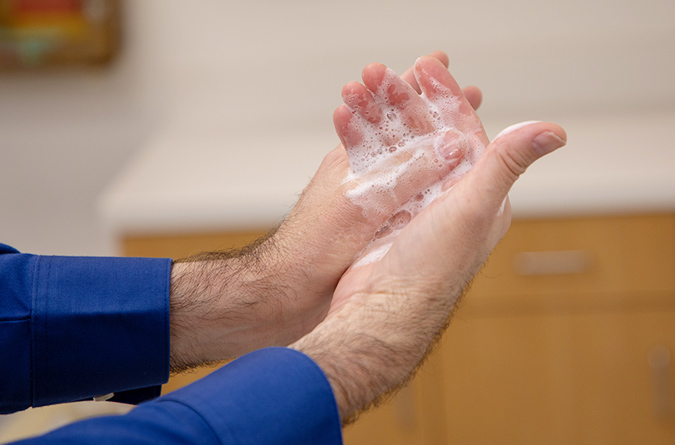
left=31, top=255, right=172, bottom=408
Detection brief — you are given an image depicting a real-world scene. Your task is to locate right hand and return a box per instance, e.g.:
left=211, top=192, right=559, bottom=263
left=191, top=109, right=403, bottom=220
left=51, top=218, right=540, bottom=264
left=169, top=52, right=484, bottom=370
left=292, top=58, right=566, bottom=424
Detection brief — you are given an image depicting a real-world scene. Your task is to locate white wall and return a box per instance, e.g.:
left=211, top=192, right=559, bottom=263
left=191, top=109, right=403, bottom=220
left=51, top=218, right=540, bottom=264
left=1, top=0, right=674, bottom=255
left=0, top=2, right=167, bottom=255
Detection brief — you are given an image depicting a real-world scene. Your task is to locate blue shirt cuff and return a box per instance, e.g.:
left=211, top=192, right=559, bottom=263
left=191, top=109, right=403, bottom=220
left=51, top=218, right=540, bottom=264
left=30, top=255, right=172, bottom=408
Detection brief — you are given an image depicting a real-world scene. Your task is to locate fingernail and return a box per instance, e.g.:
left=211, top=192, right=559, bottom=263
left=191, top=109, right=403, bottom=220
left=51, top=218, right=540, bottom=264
left=532, top=131, right=566, bottom=154
left=436, top=130, right=468, bottom=161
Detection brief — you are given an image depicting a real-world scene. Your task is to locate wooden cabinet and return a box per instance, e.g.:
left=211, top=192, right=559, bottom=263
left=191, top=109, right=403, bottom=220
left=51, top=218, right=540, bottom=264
left=438, top=310, right=675, bottom=444
left=123, top=214, right=675, bottom=444
left=433, top=214, right=675, bottom=444
left=346, top=214, right=675, bottom=444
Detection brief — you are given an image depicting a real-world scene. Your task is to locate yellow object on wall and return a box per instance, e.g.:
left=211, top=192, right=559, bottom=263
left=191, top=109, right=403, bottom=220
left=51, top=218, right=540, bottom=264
left=0, top=0, right=120, bottom=68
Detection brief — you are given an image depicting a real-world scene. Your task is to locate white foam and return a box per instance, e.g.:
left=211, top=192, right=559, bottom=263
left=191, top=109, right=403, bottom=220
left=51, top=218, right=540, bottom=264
left=494, top=121, right=541, bottom=140
left=353, top=242, right=393, bottom=268
left=342, top=65, right=488, bottom=266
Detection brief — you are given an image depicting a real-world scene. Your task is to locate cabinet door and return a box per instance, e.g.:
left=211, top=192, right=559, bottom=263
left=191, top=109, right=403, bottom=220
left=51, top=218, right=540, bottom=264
left=435, top=214, right=675, bottom=444
left=438, top=309, right=675, bottom=445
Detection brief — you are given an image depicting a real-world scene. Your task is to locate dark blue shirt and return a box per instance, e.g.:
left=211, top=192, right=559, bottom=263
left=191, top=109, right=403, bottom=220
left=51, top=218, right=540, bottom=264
left=0, top=244, right=342, bottom=444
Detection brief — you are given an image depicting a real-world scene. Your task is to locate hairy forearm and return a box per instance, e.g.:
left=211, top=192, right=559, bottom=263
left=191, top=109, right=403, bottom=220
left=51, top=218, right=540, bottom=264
left=169, top=258, right=271, bottom=372
left=168, top=233, right=307, bottom=372
left=292, top=280, right=470, bottom=425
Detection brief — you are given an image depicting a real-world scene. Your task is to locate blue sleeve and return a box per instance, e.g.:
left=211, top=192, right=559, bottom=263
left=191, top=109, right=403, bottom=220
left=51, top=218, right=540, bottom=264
left=14, top=348, right=343, bottom=445
left=0, top=243, right=172, bottom=414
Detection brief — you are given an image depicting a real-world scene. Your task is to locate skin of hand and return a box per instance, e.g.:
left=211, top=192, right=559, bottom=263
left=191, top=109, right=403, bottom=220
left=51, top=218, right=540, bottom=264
left=168, top=52, right=485, bottom=372
left=291, top=58, right=567, bottom=424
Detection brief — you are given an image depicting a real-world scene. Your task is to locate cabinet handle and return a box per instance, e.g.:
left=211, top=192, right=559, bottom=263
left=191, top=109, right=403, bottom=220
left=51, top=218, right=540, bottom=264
left=513, top=250, right=593, bottom=276
left=648, top=344, right=673, bottom=420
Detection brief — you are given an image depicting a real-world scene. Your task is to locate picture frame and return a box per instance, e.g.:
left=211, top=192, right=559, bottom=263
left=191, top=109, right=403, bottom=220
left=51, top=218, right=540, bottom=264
left=0, top=0, right=121, bottom=69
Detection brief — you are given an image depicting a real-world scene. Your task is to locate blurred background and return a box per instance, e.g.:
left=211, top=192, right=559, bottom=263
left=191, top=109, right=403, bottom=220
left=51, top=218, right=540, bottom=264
left=1, top=0, right=674, bottom=443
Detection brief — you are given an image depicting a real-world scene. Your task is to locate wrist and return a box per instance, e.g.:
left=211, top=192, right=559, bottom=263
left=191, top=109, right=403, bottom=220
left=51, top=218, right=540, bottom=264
left=168, top=236, right=326, bottom=372
left=169, top=260, right=230, bottom=371
left=292, top=265, right=470, bottom=424
left=291, top=296, right=429, bottom=423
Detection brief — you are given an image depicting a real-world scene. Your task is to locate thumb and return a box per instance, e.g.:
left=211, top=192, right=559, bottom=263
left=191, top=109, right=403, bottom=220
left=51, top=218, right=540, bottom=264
left=465, top=121, right=567, bottom=209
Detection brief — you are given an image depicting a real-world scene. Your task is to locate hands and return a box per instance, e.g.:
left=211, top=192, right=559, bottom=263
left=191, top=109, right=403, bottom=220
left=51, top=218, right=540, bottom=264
left=168, top=52, right=483, bottom=371
left=168, top=52, right=566, bottom=429
left=291, top=56, right=566, bottom=423
left=331, top=54, right=490, bottom=277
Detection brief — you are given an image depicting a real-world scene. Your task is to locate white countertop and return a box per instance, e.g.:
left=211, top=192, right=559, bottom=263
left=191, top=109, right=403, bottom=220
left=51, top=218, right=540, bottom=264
left=97, top=0, right=675, bottom=237
left=99, top=110, right=675, bottom=236
left=504, top=110, right=675, bottom=218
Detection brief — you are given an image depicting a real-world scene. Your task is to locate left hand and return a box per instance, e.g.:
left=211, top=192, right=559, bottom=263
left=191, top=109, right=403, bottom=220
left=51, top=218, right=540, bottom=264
left=292, top=59, right=565, bottom=422
left=168, top=52, right=485, bottom=370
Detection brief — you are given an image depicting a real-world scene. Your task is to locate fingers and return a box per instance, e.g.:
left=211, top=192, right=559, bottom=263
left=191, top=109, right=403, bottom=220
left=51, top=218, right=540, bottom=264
left=348, top=130, right=468, bottom=220
left=402, top=52, right=483, bottom=111
left=341, top=81, right=382, bottom=124
left=466, top=121, right=567, bottom=209
left=338, top=54, right=483, bottom=153
left=425, top=50, right=450, bottom=68
left=414, top=56, right=465, bottom=103
left=379, top=123, right=565, bottom=284
left=401, top=50, right=449, bottom=92
left=413, top=56, right=484, bottom=131
left=462, top=86, right=482, bottom=111
left=435, top=122, right=564, bottom=253
left=361, top=63, right=434, bottom=135
left=333, top=104, right=363, bottom=150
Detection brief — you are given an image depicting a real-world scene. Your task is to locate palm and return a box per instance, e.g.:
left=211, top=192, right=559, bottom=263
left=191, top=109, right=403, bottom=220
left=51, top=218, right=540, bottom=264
left=327, top=56, right=493, bottom=314
left=271, top=56, right=489, bottom=334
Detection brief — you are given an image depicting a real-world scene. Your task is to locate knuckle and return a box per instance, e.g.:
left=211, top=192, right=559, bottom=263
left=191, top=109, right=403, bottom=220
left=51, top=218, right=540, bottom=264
left=492, top=145, right=531, bottom=180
